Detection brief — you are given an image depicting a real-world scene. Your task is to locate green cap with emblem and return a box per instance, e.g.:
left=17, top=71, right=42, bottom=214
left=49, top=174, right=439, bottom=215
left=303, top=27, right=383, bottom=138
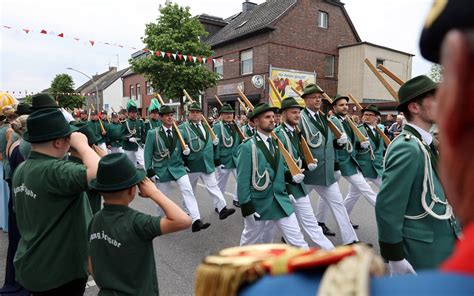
left=158, top=105, right=175, bottom=115
left=420, top=0, right=473, bottom=63
left=148, top=98, right=161, bottom=113
left=188, top=102, right=202, bottom=112
left=397, top=75, right=438, bottom=111
left=331, top=94, right=349, bottom=106
left=219, top=103, right=234, bottom=114
left=248, top=102, right=279, bottom=120
left=280, top=97, right=303, bottom=111
left=23, top=108, right=78, bottom=143
left=301, top=84, right=324, bottom=98
left=127, top=99, right=138, bottom=112
left=90, top=153, right=146, bottom=192
left=29, top=93, right=59, bottom=111
left=361, top=104, right=381, bottom=116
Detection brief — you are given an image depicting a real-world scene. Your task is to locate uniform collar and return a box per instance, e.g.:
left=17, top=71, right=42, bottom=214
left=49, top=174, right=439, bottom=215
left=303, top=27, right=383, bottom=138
left=405, top=123, right=433, bottom=145
left=256, top=130, right=270, bottom=143
left=29, top=151, right=59, bottom=160
left=103, top=204, right=130, bottom=212
left=163, top=126, right=173, bottom=133
left=306, top=108, right=318, bottom=117
left=283, top=122, right=295, bottom=132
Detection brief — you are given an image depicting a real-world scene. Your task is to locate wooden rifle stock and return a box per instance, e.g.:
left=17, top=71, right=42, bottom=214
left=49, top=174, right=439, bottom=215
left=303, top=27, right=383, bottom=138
left=214, top=95, right=245, bottom=141
left=364, top=59, right=399, bottom=101
left=183, top=89, right=217, bottom=141
left=156, top=93, right=187, bottom=150
left=377, top=64, right=405, bottom=86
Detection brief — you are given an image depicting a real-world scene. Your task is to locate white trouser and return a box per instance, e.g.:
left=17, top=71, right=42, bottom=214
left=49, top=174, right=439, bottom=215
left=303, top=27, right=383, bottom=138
left=308, top=183, right=358, bottom=244
left=188, top=172, right=227, bottom=212
left=155, top=175, right=201, bottom=223
left=317, top=171, right=377, bottom=222
left=217, top=167, right=237, bottom=201
left=240, top=213, right=308, bottom=249
left=260, top=195, right=335, bottom=250
left=110, top=147, right=124, bottom=154
left=124, top=149, right=144, bottom=168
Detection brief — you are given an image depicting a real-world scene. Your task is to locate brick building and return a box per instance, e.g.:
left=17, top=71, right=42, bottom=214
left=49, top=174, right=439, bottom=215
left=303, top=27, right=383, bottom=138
left=200, top=0, right=361, bottom=115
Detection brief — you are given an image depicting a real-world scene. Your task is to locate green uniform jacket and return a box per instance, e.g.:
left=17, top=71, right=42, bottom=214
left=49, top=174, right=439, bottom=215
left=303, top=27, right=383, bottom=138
left=212, top=121, right=241, bottom=169
left=144, top=127, right=187, bottom=182
left=298, top=108, right=336, bottom=186
left=355, top=124, right=384, bottom=179
left=375, top=125, right=458, bottom=270
left=12, top=152, right=92, bottom=291
left=179, top=121, right=214, bottom=174
left=236, top=134, right=294, bottom=220
left=331, top=115, right=361, bottom=176
left=87, top=120, right=106, bottom=145
left=144, top=119, right=162, bottom=139
left=242, top=124, right=255, bottom=138
left=106, top=122, right=123, bottom=148
left=121, top=119, right=145, bottom=151
left=274, top=124, right=308, bottom=199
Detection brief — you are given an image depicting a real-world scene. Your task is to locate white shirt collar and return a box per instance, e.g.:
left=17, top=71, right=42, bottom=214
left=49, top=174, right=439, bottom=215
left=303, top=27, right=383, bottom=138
left=283, top=122, right=295, bottom=132
left=256, top=130, right=270, bottom=143
left=163, top=126, right=172, bottom=133
left=406, top=123, right=433, bottom=145
left=306, top=108, right=317, bottom=117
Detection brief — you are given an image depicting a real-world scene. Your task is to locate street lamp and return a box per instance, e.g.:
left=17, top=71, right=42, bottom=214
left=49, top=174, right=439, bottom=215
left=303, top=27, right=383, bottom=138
left=66, top=67, right=100, bottom=110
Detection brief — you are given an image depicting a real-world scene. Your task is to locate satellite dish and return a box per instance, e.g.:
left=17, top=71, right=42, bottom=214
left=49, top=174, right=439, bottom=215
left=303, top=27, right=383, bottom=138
left=251, top=75, right=264, bottom=88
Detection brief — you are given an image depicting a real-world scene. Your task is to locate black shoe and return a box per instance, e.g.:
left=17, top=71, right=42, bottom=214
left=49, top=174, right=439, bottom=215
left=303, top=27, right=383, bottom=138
left=192, top=219, right=211, bottom=232
left=345, top=241, right=373, bottom=248
left=233, top=200, right=241, bottom=208
left=281, top=237, right=287, bottom=244
left=219, top=207, right=236, bottom=220
left=214, top=208, right=219, bottom=213
left=351, top=222, right=360, bottom=229
left=318, top=222, right=336, bottom=236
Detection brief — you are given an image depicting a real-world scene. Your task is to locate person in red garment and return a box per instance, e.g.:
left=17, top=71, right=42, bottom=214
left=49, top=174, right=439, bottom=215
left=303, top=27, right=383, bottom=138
left=419, top=0, right=474, bottom=274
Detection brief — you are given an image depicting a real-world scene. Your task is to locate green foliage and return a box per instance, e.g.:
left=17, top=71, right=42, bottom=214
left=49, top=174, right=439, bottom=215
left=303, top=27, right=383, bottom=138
left=24, top=95, right=33, bottom=105
left=50, top=74, right=86, bottom=109
left=130, top=3, right=219, bottom=108
left=428, top=63, right=443, bottom=83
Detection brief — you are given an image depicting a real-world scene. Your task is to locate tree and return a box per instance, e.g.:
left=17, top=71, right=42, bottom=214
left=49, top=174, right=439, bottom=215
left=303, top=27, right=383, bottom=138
left=130, top=3, right=219, bottom=113
left=428, top=63, right=443, bottom=82
left=50, top=74, right=86, bottom=110
left=24, top=95, right=33, bottom=105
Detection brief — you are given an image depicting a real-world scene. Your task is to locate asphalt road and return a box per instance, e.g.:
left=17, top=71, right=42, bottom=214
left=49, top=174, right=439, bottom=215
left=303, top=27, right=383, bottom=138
left=0, top=176, right=379, bottom=295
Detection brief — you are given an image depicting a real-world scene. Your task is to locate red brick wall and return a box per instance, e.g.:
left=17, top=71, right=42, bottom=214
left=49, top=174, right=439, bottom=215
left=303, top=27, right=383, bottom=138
left=122, top=73, right=154, bottom=117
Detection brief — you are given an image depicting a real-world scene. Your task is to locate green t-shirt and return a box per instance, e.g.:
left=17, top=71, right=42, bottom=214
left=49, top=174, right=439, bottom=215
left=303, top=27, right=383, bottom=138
left=12, top=151, right=92, bottom=291
left=89, top=204, right=162, bottom=296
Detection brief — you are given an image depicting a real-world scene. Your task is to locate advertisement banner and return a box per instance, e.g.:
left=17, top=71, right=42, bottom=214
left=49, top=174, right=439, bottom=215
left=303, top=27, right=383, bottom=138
left=269, top=67, right=316, bottom=107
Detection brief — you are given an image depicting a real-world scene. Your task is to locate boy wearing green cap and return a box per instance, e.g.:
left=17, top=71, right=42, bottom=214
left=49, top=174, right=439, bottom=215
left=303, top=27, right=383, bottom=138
left=376, top=75, right=459, bottom=274
left=180, top=102, right=235, bottom=220
left=212, top=103, right=241, bottom=208
left=145, top=98, right=162, bottom=136
left=121, top=99, right=145, bottom=168
left=88, top=153, right=191, bottom=296
left=12, top=108, right=100, bottom=295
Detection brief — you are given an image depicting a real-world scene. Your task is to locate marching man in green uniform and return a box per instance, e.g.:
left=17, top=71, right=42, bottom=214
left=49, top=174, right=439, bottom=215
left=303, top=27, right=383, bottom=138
left=121, top=99, right=145, bottom=168
left=213, top=103, right=241, bottom=208
left=145, top=98, right=162, bottom=136
left=144, top=105, right=212, bottom=232
left=237, top=102, right=308, bottom=248
left=317, top=95, right=377, bottom=227
left=106, top=112, right=123, bottom=153
left=376, top=75, right=459, bottom=274
left=179, top=102, right=235, bottom=220
left=88, top=153, right=191, bottom=296
left=272, top=97, right=334, bottom=250
left=241, top=110, right=256, bottom=138
left=87, top=110, right=108, bottom=152
left=298, top=84, right=358, bottom=244
left=12, top=108, right=100, bottom=295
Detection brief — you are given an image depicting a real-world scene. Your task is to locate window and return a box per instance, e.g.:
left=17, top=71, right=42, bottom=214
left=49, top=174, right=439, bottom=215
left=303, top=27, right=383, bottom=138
left=240, top=49, right=253, bottom=75
left=324, top=55, right=335, bottom=77
left=214, top=57, right=224, bottom=78
left=136, top=83, right=141, bottom=101
left=130, top=85, right=135, bottom=100
left=376, top=58, right=385, bottom=69
left=146, top=82, right=154, bottom=95
left=318, top=11, right=328, bottom=28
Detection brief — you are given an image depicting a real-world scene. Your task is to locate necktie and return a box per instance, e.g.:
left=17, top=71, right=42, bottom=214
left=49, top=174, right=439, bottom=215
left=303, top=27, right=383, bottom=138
left=429, top=142, right=438, bottom=159
left=267, top=138, right=274, bottom=155
left=315, top=113, right=323, bottom=125
left=167, top=129, right=172, bottom=139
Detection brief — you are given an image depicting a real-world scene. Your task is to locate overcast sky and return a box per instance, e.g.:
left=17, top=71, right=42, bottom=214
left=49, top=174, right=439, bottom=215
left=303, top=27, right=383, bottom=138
left=0, top=0, right=434, bottom=95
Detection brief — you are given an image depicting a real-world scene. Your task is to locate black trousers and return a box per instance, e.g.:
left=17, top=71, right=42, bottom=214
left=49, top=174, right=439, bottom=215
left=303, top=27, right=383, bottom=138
left=29, top=278, right=87, bottom=296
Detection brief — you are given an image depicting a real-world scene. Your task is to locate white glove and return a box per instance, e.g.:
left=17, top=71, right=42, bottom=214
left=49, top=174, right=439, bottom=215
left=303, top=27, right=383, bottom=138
left=389, top=259, right=417, bottom=276
left=288, top=194, right=297, bottom=204
left=334, top=170, right=342, bottom=181
left=128, top=137, right=137, bottom=143
left=337, top=133, right=348, bottom=146
left=185, top=166, right=190, bottom=172
left=219, top=164, right=226, bottom=170
left=292, top=173, right=305, bottom=184
left=360, top=140, right=370, bottom=149
left=212, top=137, right=219, bottom=146
left=307, top=162, right=318, bottom=171
left=253, top=212, right=261, bottom=219
left=182, top=145, right=190, bottom=156
left=150, top=175, right=159, bottom=183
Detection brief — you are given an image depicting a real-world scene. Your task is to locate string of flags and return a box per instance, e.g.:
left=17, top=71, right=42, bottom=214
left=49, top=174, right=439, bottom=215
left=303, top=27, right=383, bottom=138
left=2, top=24, right=242, bottom=65
left=0, top=91, right=99, bottom=97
